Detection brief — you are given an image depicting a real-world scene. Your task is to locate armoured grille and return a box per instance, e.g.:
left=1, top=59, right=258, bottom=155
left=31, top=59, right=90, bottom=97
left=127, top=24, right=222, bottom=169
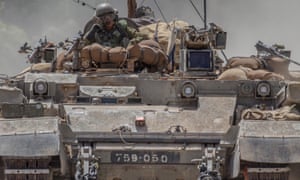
left=248, top=173, right=289, bottom=180
left=6, top=174, right=48, bottom=180
left=247, top=167, right=289, bottom=180
left=4, top=158, right=50, bottom=180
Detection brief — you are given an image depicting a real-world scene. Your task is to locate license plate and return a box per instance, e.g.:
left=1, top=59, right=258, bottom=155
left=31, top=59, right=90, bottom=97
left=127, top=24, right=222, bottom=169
left=111, top=151, right=180, bottom=164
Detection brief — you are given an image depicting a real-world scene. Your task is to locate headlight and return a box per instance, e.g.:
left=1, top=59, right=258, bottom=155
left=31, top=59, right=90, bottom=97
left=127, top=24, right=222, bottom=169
left=256, top=82, right=271, bottom=97
left=181, top=82, right=196, bottom=98
left=34, top=79, right=48, bottom=95
left=240, top=82, right=253, bottom=96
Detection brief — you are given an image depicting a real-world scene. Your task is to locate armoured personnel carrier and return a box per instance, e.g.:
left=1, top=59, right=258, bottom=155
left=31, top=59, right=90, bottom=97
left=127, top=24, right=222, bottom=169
left=1, top=1, right=300, bottom=180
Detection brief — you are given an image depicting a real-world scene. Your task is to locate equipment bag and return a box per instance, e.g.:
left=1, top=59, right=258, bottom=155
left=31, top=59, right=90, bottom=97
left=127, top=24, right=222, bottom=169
left=108, top=47, right=127, bottom=66
left=90, top=43, right=110, bottom=64
left=127, top=42, right=167, bottom=69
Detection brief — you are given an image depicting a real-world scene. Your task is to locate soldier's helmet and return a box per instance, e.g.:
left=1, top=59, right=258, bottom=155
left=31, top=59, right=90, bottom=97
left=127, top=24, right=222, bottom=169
left=95, top=3, right=117, bottom=18
left=135, top=6, right=155, bottom=18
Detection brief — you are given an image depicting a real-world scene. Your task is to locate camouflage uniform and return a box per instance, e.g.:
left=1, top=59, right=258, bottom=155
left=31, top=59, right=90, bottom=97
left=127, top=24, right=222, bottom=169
left=85, top=19, right=143, bottom=48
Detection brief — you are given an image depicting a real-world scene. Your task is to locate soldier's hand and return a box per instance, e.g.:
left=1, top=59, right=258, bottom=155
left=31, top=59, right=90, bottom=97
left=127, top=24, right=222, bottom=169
left=84, top=24, right=102, bottom=42
left=90, top=24, right=101, bottom=32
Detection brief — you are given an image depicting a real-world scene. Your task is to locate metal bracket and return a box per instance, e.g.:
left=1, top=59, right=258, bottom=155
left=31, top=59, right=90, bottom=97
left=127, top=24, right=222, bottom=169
left=75, top=144, right=100, bottom=180
left=191, top=146, right=223, bottom=180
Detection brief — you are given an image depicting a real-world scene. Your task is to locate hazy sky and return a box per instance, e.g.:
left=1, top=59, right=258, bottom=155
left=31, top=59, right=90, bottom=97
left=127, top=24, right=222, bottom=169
left=0, top=0, right=300, bottom=75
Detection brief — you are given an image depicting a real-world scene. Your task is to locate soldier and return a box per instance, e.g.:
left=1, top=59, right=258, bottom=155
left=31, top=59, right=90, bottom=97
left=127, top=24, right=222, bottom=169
left=84, top=2, right=142, bottom=48
left=56, top=2, right=168, bottom=72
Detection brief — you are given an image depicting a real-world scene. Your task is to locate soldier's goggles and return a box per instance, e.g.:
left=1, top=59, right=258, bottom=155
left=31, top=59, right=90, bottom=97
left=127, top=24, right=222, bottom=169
left=98, top=13, right=115, bottom=22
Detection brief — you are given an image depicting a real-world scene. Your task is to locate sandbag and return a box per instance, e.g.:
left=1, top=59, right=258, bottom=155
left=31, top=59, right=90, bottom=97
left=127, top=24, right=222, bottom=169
left=80, top=45, right=92, bottom=68
left=218, top=66, right=284, bottom=81
left=82, top=44, right=127, bottom=67
left=226, top=56, right=263, bottom=70
left=56, top=51, right=73, bottom=70
left=246, top=69, right=284, bottom=80
left=108, top=47, right=127, bottom=66
left=138, top=39, right=162, bottom=49
left=127, top=44, right=141, bottom=58
left=242, top=105, right=300, bottom=121
left=23, top=63, right=51, bottom=73
left=16, top=63, right=52, bottom=78
left=127, top=42, right=168, bottom=69
left=217, top=67, right=248, bottom=80
left=140, top=45, right=160, bottom=66
left=90, top=43, right=110, bottom=63
left=139, top=20, right=189, bottom=63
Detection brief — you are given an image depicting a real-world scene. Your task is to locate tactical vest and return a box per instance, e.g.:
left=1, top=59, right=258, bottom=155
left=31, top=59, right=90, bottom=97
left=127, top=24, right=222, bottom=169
left=95, top=20, right=130, bottom=48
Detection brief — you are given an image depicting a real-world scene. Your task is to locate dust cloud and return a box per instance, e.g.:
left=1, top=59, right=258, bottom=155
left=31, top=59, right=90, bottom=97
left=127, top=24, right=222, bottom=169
left=0, top=0, right=299, bottom=76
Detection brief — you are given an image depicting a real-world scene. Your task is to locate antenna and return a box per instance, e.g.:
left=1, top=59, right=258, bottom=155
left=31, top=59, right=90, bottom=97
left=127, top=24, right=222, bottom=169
left=188, top=0, right=207, bottom=29
left=153, top=0, right=168, bottom=23
left=72, top=0, right=96, bottom=11
left=204, top=0, right=207, bottom=29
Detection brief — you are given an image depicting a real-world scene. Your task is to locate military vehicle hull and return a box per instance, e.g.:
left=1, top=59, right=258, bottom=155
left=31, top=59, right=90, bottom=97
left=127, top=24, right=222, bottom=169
left=1, top=1, right=300, bottom=178
left=1, top=70, right=299, bottom=179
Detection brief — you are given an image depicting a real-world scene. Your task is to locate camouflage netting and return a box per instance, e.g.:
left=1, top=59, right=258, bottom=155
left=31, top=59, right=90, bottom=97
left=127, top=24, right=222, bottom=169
left=139, top=20, right=189, bottom=63
left=218, top=56, right=290, bottom=80
left=242, top=104, right=300, bottom=121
